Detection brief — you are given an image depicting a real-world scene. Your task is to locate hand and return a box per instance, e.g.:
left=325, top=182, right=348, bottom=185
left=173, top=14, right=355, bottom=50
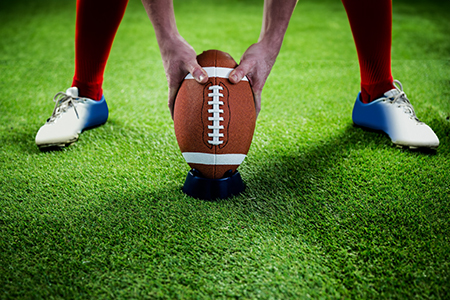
left=228, top=41, right=279, bottom=118
left=140, top=0, right=208, bottom=118
left=159, top=35, right=208, bottom=119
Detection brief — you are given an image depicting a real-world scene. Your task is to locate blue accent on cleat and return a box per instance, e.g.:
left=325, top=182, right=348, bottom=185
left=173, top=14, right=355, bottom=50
left=352, top=92, right=390, bottom=133
left=83, top=95, right=109, bottom=130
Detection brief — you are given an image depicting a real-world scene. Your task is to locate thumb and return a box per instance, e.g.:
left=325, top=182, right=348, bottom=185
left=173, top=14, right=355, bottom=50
left=187, top=61, right=208, bottom=84
left=229, top=60, right=253, bottom=84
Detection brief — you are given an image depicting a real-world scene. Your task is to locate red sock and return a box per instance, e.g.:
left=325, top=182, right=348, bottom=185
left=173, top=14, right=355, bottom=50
left=72, top=0, right=129, bottom=100
left=342, top=0, right=395, bottom=103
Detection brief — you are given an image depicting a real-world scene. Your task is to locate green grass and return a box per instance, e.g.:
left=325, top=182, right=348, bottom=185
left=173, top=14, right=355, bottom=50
left=1, top=0, right=449, bottom=298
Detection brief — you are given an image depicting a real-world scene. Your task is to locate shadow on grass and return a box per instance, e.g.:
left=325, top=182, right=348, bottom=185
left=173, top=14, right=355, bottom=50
left=0, top=125, right=42, bottom=155
left=0, top=117, right=126, bottom=155
left=244, top=120, right=447, bottom=201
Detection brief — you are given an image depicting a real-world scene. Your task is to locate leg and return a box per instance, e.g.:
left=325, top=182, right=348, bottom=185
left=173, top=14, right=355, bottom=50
left=342, top=0, right=394, bottom=103
left=35, top=0, right=129, bottom=149
left=72, top=0, right=129, bottom=100
left=343, top=0, right=439, bottom=149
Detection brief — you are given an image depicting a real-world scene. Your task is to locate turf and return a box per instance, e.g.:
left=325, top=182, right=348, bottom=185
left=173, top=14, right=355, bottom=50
left=1, top=0, right=449, bottom=298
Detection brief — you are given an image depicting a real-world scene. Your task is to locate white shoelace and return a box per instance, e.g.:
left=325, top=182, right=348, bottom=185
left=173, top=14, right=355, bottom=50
left=48, top=91, right=80, bottom=122
left=390, top=80, right=422, bottom=123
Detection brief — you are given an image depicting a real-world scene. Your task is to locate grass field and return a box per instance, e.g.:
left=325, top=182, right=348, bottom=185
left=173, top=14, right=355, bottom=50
left=1, top=0, right=449, bottom=298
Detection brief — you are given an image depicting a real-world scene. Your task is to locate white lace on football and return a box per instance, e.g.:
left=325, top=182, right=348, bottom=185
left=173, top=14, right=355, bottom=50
left=390, top=80, right=422, bottom=123
left=48, top=91, right=81, bottom=122
left=207, top=85, right=224, bottom=145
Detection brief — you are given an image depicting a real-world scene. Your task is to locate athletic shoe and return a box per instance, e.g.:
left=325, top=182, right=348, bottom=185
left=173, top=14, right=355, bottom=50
left=35, top=87, right=109, bottom=148
left=352, top=80, right=439, bottom=149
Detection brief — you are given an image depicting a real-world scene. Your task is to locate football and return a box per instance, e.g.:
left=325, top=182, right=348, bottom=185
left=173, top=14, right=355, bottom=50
left=174, top=49, right=256, bottom=179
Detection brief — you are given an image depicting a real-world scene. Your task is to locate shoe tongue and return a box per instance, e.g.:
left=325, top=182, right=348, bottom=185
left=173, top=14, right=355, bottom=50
left=66, top=87, right=79, bottom=97
left=384, top=88, right=398, bottom=99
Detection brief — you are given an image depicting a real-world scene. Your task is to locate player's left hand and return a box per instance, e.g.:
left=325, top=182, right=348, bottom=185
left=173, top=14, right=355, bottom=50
left=228, top=41, right=279, bottom=118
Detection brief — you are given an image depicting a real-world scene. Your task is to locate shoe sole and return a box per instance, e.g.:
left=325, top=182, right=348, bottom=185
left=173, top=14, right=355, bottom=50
left=353, top=123, right=438, bottom=151
left=37, top=137, right=78, bottom=150
left=394, top=144, right=438, bottom=151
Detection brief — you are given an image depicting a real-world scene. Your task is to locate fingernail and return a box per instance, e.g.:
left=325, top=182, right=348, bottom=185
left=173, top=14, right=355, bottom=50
left=194, top=70, right=207, bottom=83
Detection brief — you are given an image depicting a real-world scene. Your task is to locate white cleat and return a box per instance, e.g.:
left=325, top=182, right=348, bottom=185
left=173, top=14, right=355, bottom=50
left=35, top=87, right=108, bottom=149
left=352, top=80, right=439, bottom=149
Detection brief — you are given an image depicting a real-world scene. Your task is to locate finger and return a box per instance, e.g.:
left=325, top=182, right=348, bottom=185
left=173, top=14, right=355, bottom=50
left=168, top=86, right=178, bottom=120
left=186, top=61, right=208, bottom=84
left=254, top=94, right=261, bottom=118
left=229, top=59, right=253, bottom=84
left=192, top=67, right=208, bottom=84
left=252, top=87, right=262, bottom=119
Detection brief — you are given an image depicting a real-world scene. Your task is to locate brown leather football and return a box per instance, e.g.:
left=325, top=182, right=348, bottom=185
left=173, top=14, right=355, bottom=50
left=174, top=50, right=256, bottom=179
